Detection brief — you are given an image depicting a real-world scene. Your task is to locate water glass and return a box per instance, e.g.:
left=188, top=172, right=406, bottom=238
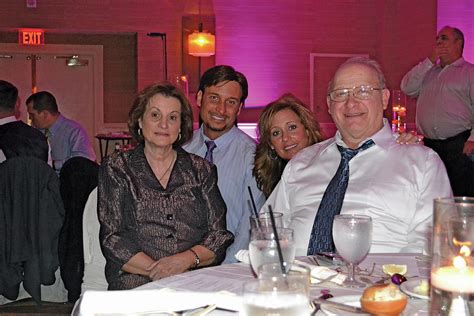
left=332, top=214, right=372, bottom=288
left=249, top=227, right=295, bottom=276
left=242, top=275, right=310, bottom=315
left=430, top=197, right=474, bottom=315
left=250, top=212, right=283, bottom=231
left=258, top=262, right=311, bottom=295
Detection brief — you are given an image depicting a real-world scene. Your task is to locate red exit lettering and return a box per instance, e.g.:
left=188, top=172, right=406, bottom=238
left=18, top=29, right=45, bottom=45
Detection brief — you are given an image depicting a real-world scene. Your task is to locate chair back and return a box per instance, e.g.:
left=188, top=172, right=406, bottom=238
left=81, top=188, right=108, bottom=292
left=58, top=157, right=99, bottom=302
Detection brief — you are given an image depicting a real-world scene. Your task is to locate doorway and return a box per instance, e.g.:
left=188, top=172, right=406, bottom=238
left=0, top=43, right=103, bottom=160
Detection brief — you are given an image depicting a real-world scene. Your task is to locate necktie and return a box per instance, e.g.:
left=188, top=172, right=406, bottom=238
left=204, top=140, right=217, bottom=163
left=44, top=128, right=51, bottom=140
left=307, top=139, right=375, bottom=254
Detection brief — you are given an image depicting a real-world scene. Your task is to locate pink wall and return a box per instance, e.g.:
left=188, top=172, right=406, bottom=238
left=0, top=0, right=437, bottom=126
left=438, top=0, right=474, bottom=63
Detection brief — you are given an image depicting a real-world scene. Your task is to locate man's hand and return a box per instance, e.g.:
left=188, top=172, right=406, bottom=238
left=462, top=140, right=474, bottom=156
left=396, top=131, right=424, bottom=145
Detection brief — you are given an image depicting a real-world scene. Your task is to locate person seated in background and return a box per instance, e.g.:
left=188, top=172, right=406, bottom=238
left=254, top=93, right=423, bottom=198
left=264, top=56, right=452, bottom=256
left=26, top=91, right=96, bottom=172
left=98, top=83, right=234, bottom=290
left=0, top=80, right=49, bottom=163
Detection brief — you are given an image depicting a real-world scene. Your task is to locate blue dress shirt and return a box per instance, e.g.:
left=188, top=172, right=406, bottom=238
left=183, top=126, right=266, bottom=263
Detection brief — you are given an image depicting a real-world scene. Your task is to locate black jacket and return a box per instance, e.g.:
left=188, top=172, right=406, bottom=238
left=0, top=157, right=65, bottom=303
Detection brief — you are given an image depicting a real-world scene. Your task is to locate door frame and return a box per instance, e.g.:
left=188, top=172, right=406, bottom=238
left=0, top=43, right=104, bottom=137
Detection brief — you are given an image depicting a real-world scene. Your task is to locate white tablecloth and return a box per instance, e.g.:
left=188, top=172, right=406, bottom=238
left=74, top=253, right=430, bottom=315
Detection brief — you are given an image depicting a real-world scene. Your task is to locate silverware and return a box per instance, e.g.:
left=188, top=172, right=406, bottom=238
left=313, top=298, right=365, bottom=314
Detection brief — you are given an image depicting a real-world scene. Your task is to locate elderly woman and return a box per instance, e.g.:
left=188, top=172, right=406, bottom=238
left=98, top=83, right=234, bottom=290
left=253, top=94, right=324, bottom=198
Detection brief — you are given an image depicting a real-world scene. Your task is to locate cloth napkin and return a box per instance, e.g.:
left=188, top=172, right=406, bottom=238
left=234, top=250, right=346, bottom=285
left=73, top=288, right=241, bottom=315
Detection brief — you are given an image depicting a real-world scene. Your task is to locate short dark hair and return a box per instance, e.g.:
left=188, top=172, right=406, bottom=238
left=0, top=80, right=18, bottom=112
left=198, top=65, right=248, bottom=105
left=26, top=91, right=59, bottom=114
left=128, top=82, right=193, bottom=147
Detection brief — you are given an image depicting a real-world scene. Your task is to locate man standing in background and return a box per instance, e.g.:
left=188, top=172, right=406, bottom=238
left=26, top=91, right=96, bottom=173
left=401, top=26, right=474, bottom=196
left=184, top=65, right=266, bottom=263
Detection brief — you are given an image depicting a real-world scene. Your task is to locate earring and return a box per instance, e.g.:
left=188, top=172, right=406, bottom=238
left=269, top=148, right=278, bottom=160
left=178, top=132, right=182, bottom=141
left=138, top=128, right=142, bottom=136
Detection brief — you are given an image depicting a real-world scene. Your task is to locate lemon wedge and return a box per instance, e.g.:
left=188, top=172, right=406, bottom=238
left=382, top=264, right=407, bottom=276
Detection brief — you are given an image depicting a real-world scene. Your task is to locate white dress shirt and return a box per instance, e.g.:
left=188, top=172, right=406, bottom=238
left=0, top=116, right=17, bottom=163
left=264, top=120, right=452, bottom=255
left=401, top=57, right=474, bottom=140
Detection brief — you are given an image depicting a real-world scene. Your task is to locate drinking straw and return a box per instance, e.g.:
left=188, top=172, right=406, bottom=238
left=268, top=205, right=286, bottom=275
left=247, top=186, right=259, bottom=218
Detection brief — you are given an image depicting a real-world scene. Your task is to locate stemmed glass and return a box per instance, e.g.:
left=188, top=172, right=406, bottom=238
left=332, top=214, right=372, bottom=288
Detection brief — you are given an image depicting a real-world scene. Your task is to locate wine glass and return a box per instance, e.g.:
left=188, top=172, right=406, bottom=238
left=248, top=227, right=296, bottom=276
left=332, top=214, right=372, bottom=288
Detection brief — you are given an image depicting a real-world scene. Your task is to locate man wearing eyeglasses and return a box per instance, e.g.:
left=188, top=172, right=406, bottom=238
left=264, top=56, right=452, bottom=256
left=183, top=65, right=265, bottom=263
left=401, top=26, right=474, bottom=197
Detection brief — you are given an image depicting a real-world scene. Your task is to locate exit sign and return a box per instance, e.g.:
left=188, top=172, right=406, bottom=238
left=19, top=29, right=45, bottom=45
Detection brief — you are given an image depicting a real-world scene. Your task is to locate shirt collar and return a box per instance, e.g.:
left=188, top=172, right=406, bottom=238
left=435, top=56, right=465, bottom=70
left=326, top=118, right=392, bottom=153
left=48, top=114, right=65, bottom=135
left=0, top=116, right=18, bottom=125
left=199, top=125, right=239, bottom=149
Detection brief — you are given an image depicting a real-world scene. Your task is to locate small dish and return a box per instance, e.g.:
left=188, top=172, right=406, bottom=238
left=400, top=278, right=430, bottom=300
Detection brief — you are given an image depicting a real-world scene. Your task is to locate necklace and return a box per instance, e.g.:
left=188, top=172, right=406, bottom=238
left=158, top=151, right=176, bottom=182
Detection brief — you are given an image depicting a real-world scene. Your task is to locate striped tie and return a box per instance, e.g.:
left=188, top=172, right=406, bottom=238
left=204, top=140, right=217, bottom=163
left=307, top=139, right=375, bottom=254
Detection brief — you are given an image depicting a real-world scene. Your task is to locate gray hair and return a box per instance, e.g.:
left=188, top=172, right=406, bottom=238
left=328, top=56, right=386, bottom=93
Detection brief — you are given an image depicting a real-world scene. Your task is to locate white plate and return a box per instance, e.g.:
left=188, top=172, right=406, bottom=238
left=319, top=295, right=369, bottom=316
left=316, top=294, right=429, bottom=316
left=400, top=278, right=430, bottom=300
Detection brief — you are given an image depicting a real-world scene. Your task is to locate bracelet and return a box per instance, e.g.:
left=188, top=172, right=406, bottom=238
left=189, top=248, right=200, bottom=269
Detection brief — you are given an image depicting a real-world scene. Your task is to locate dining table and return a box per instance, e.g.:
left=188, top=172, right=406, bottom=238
left=74, top=253, right=431, bottom=315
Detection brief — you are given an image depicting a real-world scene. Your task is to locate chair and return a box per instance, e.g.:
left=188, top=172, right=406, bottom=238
left=0, top=157, right=66, bottom=304
left=59, top=157, right=99, bottom=302
left=81, top=188, right=108, bottom=293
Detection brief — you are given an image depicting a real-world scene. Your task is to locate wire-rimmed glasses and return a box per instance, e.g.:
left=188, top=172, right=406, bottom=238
left=328, top=85, right=384, bottom=102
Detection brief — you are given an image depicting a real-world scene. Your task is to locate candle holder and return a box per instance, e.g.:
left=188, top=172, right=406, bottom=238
left=431, top=197, right=474, bottom=315
left=391, top=90, right=407, bottom=133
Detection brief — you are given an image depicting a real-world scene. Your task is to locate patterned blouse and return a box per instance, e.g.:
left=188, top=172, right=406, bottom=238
left=98, top=144, right=234, bottom=290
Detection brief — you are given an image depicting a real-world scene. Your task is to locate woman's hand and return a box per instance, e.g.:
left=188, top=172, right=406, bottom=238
left=146, top=251, right=195, bottom=281
left=396, top=131, right=424, bottom=145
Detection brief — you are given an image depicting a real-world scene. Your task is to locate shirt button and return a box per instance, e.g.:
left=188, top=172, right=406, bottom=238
left=167, top=214, right=173, bottom=220
left=166, top=233, right=173, bottom=239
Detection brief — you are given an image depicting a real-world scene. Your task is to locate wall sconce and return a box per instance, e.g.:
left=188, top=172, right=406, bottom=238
left=188, top=24, right=215, bottom=57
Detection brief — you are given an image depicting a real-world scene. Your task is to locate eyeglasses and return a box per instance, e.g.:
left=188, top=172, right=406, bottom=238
left=328, top=85, right=384, bottom=102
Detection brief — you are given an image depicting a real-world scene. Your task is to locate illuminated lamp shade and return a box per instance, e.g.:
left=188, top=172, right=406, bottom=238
left=188, top=31, right=215, bottom=57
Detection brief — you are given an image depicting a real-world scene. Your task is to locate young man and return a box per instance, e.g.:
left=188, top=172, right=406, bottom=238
left=184, top=65, right=266, bottom=263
